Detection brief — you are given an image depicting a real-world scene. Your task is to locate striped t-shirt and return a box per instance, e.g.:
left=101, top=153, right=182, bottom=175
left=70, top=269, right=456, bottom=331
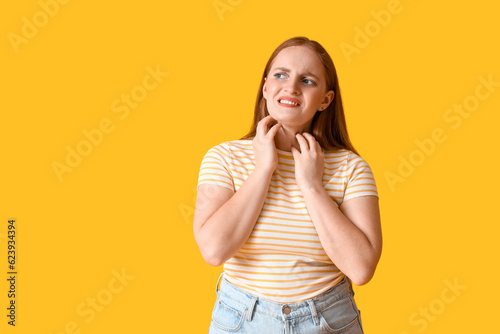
left=197, top=139, right=378, bottom=303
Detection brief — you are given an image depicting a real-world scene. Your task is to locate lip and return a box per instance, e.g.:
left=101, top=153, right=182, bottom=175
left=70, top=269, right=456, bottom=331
left=277, top=96, right=301, bottom=107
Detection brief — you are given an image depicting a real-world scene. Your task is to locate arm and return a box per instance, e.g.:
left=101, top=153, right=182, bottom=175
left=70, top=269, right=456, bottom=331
left=193, top=168, right=274, bottom=267
left=291, top=132, right=382, bottom=285
left=194, top=116, right=282, bottom=267
left=300, top=189, right=382, bottom=286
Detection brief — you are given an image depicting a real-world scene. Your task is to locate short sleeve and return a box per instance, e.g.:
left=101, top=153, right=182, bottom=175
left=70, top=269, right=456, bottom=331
left=197, top=143, right=235, bottom=192
left=343, top=152, right=379, bottom=201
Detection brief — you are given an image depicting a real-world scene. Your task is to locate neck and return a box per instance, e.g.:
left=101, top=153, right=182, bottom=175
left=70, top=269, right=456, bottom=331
left=274, top=123, right=311, bottom=152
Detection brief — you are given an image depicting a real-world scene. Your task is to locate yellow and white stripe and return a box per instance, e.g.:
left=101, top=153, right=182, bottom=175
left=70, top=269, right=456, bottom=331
left=197, top=139, right=378, bottom=303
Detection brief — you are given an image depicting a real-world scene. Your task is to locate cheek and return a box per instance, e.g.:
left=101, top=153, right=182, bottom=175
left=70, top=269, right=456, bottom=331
left=264, top=85, right=273, bottom=98
left=311, top=93, right=325, bottom=105
left=267, top=83, right=280, bottom=94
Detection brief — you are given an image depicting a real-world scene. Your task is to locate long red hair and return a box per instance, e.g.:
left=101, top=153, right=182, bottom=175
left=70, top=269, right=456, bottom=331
left=239, top=36, right=360, bottom=157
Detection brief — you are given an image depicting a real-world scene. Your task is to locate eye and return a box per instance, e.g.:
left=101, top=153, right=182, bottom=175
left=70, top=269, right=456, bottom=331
left=302, top=78, right=316, bottom=85
left=273, top=72, right=286, bottom=79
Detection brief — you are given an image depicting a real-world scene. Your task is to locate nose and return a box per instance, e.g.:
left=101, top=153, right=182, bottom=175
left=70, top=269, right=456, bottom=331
left=284, top=78, right=300, bottom=94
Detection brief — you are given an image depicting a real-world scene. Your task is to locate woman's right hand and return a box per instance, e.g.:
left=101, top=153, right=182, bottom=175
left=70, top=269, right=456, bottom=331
left=252, top=115, right=282, bottom=174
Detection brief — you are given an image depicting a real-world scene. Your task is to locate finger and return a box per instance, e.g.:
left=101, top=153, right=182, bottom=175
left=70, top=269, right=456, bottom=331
left=301, top=133, right=317, bottom=152
left=256, top=115, right=270, bottom=136
left=267, top=122, right=282, bottom=138
left=316, top=141, right=322, bottom=153
left=258, top=115, right=276, bottom=136
left=295, top=133, right=309, bottom=151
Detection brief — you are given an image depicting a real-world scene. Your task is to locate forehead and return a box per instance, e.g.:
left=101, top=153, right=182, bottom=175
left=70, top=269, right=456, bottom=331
left=270, top=46, right=324, bottom=76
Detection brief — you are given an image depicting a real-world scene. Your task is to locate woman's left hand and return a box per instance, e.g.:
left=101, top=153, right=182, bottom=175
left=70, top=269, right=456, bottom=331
left=290, top=132, right=325, bottom=192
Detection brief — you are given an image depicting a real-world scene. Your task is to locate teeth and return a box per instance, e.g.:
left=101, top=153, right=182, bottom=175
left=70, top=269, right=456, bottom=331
left=279, top=99, right=299, bottom=106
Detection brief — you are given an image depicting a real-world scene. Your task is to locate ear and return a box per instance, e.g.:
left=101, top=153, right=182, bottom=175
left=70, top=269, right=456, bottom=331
left=319, top=90, right=335, bottom=111
left=262, top=77, right=267, bottom=100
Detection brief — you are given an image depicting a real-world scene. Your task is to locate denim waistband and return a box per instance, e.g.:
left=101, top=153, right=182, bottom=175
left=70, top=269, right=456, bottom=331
left=214, top=272, right=354, bottom=324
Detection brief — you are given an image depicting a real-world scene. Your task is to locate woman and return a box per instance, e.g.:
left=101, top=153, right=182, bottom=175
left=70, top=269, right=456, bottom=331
left=194, top=36, right=382, bottom=333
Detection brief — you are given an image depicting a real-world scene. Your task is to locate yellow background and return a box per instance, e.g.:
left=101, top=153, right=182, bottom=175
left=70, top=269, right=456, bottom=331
left=1, top=0, right=499, bottom=332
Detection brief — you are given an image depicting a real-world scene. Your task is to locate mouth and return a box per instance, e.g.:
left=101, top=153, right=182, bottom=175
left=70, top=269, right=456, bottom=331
left=277, top=97, right=301, bottom=107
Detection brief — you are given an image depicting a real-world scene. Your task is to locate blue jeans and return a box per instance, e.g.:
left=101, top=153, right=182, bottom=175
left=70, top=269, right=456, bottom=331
left=208, top=273, right=364, bottom=333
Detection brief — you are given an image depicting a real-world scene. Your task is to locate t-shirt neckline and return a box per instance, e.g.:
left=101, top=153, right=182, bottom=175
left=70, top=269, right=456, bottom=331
left=238, top=139, right=293, bottom=155
left=276, top=148, right=293, bottom=155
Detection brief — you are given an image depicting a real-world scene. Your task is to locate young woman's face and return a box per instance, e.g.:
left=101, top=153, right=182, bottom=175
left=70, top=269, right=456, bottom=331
left=263, top=45, right=334, bottom=131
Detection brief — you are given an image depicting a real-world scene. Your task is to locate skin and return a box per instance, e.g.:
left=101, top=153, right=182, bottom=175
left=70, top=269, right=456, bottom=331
left=194, top=45, right=382, bottom=285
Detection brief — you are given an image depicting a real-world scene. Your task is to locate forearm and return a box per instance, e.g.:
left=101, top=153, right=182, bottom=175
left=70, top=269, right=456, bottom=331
left=301, top=186, right=379, bottom=284
left=199, top=168, right=273, bottom=266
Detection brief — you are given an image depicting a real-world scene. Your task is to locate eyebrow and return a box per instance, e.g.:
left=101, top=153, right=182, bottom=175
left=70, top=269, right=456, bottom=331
left=272, top=67, right=320, bottom=80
